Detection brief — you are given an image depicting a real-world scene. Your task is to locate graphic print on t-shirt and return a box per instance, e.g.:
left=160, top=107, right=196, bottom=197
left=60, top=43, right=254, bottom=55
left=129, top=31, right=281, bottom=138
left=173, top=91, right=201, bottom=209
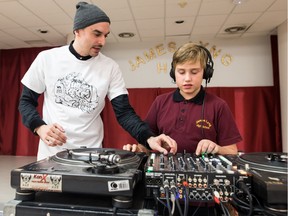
left=54, top=72, right=99, bottom=113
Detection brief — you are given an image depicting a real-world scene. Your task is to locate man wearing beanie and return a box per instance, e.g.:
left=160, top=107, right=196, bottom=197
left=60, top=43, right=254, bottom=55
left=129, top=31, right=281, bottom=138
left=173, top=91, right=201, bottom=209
left=19, top=1, right=177, bottom=160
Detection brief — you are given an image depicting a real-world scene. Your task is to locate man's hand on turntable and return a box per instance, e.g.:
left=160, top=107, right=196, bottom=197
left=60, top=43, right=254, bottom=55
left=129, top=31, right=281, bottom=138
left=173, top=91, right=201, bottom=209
left=123, top=143, right=150, bottom=155
left=195, top=139, right=238, bottom=155
left=147, top=134, right=177, bottom=155
left=35, top=123, right=67, bottom=147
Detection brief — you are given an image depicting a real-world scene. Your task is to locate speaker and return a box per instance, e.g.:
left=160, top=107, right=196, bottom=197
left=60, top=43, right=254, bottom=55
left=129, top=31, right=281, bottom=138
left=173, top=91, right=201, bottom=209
left=170, top=45, right=214, bottom=83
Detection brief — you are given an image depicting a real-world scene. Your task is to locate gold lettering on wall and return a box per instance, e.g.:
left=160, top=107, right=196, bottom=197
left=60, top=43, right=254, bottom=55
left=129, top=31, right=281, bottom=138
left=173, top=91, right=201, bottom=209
left=210, top=45, right=222, bottom=59
left=128, top=56, right=146, bottom=71
left=128, top=41, right=233, bottom=71
left=129, top=43, right=176, bottom=71
left=167, top=42, right=177, bottom=53
left=157, top=63, right=168, bottom=73
left=199, top=41, right=209, bottom=48
left=155, top=44, right=166, bottom=56
left=128, top=60, right=137, bottom=71
left=221, top=54, right=232, bottom=66
left=143, top=48, right=157, bottom=61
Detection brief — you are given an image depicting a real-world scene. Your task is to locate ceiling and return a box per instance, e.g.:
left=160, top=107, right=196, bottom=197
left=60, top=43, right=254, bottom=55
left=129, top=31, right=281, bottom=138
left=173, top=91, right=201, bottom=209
left=0, top=0, right=286, bottom=50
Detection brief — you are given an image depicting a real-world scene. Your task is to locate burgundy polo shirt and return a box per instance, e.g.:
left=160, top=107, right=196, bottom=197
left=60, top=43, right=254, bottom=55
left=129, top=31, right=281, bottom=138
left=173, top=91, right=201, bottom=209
left=145, top=87, right=242, bottom=153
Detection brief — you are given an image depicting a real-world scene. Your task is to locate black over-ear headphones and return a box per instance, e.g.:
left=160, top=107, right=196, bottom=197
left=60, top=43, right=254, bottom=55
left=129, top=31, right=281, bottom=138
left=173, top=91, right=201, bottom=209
left=169, top=45, right=214, bottom=83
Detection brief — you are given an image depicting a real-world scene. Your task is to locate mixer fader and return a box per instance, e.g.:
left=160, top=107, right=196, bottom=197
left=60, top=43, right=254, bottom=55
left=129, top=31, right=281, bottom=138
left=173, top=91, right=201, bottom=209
left=144, top=152, right=251, bottom=203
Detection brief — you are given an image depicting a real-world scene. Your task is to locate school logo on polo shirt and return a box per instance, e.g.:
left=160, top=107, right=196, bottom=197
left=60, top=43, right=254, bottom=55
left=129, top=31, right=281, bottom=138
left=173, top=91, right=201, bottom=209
left=196, top=119, right=212, bottom=129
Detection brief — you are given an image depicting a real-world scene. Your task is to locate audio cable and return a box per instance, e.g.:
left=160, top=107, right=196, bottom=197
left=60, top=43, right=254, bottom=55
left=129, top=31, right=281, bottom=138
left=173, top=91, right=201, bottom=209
left=170, top=192, right=176, bottom=215
left=164, top=180, right=172, bottom=216
left=153, top=187, right=167, bottom=215
left=182, top=181, right=189, bottom=216
left=231, top=188, right=286, bottom=216
left=112, top=206, right=118, bottom=216
left=200, top=86, right=207, bottom=139
left=170, top=181, right=184, bottom=216
left=235, top=180, right=253, bottom=216
left=213, top=191, right=231, bottom=216
left=220, top=202, right=230, bottom=216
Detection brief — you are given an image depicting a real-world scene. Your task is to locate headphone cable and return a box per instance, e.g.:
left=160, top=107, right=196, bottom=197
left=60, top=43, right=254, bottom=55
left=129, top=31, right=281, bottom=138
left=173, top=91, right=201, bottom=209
left=201, top=81, right=208, bottom=139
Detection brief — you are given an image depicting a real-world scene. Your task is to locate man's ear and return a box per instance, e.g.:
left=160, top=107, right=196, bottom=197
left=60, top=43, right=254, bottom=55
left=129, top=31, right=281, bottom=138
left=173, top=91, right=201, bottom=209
left=74, top=29, right=80, bottom=36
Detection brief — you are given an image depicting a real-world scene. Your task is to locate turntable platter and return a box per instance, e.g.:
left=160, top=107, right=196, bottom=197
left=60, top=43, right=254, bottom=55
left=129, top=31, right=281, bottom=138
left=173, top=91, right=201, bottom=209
left=52, top=148, right=142, bottom=168
left=237, top=152, right=287, bottom=174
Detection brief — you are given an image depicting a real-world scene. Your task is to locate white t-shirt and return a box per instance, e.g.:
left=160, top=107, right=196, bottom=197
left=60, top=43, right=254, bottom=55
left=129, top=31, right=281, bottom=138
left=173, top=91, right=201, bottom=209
left=21, top=45, right=128, bottom=160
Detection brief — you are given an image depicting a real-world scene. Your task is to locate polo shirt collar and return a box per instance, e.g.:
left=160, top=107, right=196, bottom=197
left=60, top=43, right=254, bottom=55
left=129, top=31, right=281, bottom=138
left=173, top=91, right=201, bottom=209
left=173, top=86, right=205, bottom=105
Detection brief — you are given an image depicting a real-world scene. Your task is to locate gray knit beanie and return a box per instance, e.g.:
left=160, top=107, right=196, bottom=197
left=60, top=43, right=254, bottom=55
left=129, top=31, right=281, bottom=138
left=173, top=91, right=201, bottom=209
left=73, top=2, right=110, bottom=31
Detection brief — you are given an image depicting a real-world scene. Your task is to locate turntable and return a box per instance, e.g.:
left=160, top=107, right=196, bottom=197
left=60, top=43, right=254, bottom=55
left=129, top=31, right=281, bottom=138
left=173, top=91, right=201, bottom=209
left=10, top=148, right=148, bottom=208
left=232, top=152, right=287, bottom=214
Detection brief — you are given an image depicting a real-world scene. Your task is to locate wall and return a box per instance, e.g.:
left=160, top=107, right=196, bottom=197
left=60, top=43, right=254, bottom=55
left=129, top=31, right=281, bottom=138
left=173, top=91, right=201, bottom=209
left=102, top=36, right=273, bottom=88
left=278, top=20, right=287, bottom=152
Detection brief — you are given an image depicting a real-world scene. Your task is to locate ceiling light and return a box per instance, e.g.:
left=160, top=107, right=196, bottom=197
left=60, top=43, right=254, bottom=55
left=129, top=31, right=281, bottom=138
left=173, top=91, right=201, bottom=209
left=38, top=29, right=48, bottom=34
left=232, top=0, right=246, bottom=4
left=224, top=25, right=247, bottom=33
left=175, top=20, right=185, bottom=24
left=118, top=32, right=135, bottom=38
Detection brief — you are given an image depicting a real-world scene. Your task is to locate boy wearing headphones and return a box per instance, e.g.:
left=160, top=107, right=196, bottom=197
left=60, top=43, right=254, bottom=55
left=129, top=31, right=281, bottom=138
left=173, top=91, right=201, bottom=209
left=123, top=42, right=242, bottom=155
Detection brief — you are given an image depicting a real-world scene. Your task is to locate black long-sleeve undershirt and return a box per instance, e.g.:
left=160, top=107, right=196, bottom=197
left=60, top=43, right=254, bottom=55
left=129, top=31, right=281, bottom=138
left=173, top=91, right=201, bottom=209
left=18, top=85, right=154, bottom=146
left=18, top=86, right=46, bottom=133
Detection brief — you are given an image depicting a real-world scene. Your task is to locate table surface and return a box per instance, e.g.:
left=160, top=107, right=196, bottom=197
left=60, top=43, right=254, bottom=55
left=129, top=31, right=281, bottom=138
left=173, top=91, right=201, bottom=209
left=0, top=155, right=36, bottom=212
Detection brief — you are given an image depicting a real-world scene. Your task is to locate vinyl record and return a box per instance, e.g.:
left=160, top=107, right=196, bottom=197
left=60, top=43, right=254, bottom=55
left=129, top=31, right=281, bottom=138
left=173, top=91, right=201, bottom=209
left=236, top=152, right=287, bottom=174
left=51, top=148, right=142, bottom=168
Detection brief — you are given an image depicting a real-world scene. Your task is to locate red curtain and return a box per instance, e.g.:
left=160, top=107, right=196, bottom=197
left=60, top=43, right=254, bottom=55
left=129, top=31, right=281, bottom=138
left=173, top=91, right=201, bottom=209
left=0, top=47, right=48, bottom=155
left=0, top=41, right=282, bottom=156
left=102, top=87, right=282, bottom=153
